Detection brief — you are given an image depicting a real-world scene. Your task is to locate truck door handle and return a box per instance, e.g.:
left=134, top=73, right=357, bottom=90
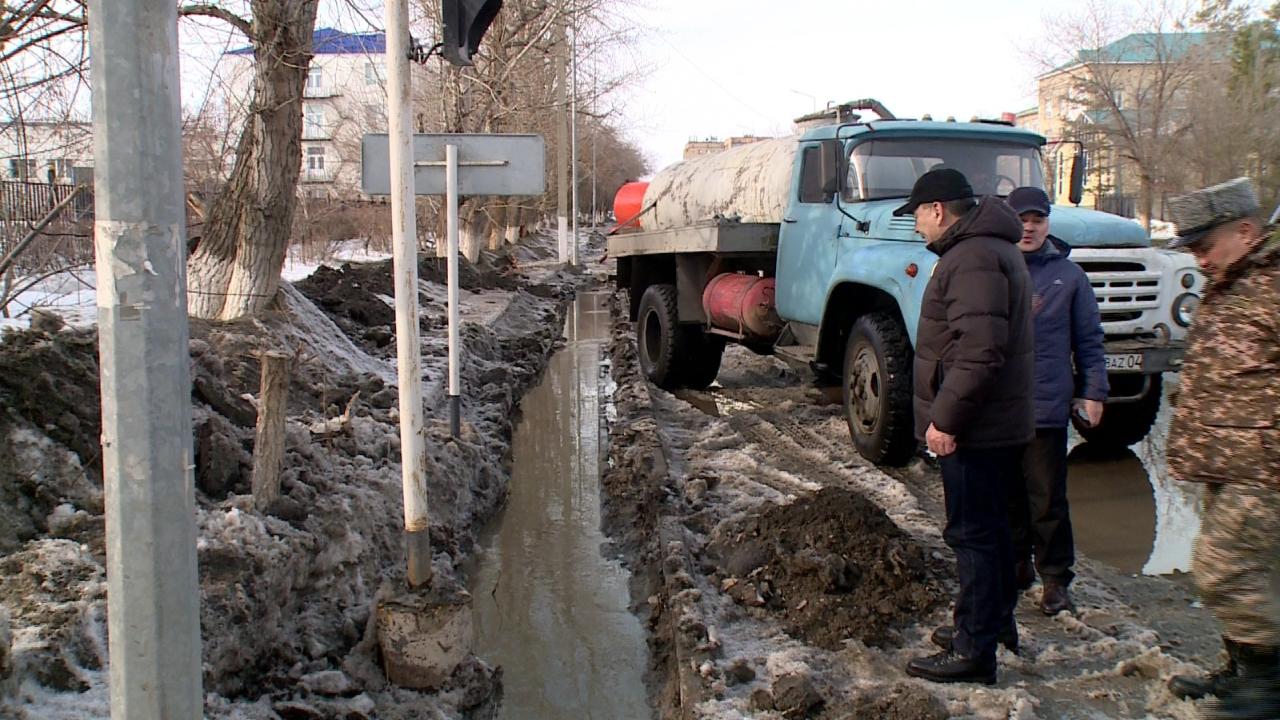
left=782, top=217, right=797, bottom=223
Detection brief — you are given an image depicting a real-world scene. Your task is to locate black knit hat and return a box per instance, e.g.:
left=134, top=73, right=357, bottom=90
left=892, top=168, right=975, bottom=217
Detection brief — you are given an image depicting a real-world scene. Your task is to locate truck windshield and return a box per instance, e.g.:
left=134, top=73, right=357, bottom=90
left=846, top=139, right=1045, bottom=201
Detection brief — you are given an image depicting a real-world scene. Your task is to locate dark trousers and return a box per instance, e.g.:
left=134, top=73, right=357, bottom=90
left=940, top=444, right=1024, bottom=661
left=1006, top=427, right=1075, bottom=585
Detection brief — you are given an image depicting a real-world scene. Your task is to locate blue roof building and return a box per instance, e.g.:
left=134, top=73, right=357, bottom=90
left=228, top=27, right=386, bottom=56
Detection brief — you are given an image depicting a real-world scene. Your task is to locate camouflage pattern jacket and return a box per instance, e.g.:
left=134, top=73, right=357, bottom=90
left=1168, top=226, right=1280, bottom=485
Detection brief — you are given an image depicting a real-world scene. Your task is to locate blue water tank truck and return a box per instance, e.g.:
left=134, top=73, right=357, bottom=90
left=608, top=100, right=1203, bottom=465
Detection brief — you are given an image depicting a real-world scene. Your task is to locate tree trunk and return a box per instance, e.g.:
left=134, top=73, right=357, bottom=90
left=187, top=1, right=319, bottom=321
left=504, top=203, right=521, bottom=245
left=1137, top=176, right=1155, bottom=233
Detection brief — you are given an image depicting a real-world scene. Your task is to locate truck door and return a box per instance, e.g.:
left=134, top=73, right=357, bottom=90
left=775, top=142, right=843, bottom=325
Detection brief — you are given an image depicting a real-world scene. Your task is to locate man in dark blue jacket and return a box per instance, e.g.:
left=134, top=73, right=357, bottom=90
left=1005, top=187, right=1109, bottom=616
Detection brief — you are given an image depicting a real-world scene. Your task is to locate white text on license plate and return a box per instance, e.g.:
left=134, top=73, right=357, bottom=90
left=1105, top=353, right=1144, bottom=371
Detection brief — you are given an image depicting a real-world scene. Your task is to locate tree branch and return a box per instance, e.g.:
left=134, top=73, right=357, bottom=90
left=179, top=4, right=253, bottom=41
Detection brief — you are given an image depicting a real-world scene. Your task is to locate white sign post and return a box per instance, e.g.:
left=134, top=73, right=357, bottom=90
left=363, top=133, right=545, bottom=441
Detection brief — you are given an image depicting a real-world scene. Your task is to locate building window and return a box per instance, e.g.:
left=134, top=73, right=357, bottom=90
left=307, top=66, right=323, bottom=91
left=7, top=157, right=37, bottom=180
left=306, top=146, right=325, bottom=171
left=49, top=158, right=71, bottom=181
left=365, top=61, right=384, bottom=85
left=304, top=105, right=325, bottom=137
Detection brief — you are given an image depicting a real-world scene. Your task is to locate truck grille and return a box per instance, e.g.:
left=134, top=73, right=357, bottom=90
left=1075, top=259, right=1162, bottom=321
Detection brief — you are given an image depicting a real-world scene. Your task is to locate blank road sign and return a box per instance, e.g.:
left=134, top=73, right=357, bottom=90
left=362, top=133, right=545, bottom=196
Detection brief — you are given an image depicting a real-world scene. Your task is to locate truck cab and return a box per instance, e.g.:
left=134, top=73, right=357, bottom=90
left=607, top=106, right=1202, bottom=466
left=778, top=120, right=1201, bottom=462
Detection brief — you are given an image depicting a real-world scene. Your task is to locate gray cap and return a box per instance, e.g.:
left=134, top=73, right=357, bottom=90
left=1167, top=177, right=1260, bottom=249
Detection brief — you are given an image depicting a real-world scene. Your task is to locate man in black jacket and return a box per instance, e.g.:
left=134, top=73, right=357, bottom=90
left=896, top=168, right=1035, bottom=685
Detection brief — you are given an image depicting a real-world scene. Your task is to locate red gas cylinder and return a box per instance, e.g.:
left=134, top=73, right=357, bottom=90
left=613, top=181, right=649, bottom=231
left=702, top=273, right=783, bottom=342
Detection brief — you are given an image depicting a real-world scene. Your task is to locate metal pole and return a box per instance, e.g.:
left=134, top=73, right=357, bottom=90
left=591, top=69, right=597, bottom=227
left=446, top=144, right=462, bottom=438
left=569, top=17, right=579, bottom=266
left=386, top=0, right=432, bottom=588
left=88, top=0, right=202, bottom=716
left=555, top=25, right=569, bottom=263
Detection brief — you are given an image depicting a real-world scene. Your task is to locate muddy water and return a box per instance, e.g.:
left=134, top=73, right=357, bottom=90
left=1067, top=374, right=1203, bottom=576
left=469, top=291, right=651, bottom=720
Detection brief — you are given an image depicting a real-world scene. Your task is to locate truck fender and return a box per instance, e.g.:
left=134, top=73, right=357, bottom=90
left=816, top=244, right=935, bottom=371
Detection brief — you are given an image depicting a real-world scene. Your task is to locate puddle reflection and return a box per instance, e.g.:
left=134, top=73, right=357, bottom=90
left=470, top=291, right=650, bottom=719
left=1067, top=374, right=1202, bottom=576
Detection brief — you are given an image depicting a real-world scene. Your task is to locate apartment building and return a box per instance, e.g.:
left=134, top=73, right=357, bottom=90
left=682, top=135, right=770, bottom=161
left=1020, top=32, right=1219, bottom=214
left=0, top=120, right=92, bottom=184
left=221, top=28, right=432, bottom=198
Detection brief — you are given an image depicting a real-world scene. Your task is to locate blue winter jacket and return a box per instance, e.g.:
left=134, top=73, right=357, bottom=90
left=1025, top=235, right=1109, bottom=428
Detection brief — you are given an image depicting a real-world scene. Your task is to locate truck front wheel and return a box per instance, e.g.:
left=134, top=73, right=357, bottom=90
left=843, top=313, right=916, bottom=466
left=637, top=284, right=684, bottom=390
left=1073, top=374, right=1163, bottom=449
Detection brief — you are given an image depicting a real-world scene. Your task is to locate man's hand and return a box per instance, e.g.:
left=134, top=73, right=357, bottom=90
left=1073, top=398, right=1104, bottom=428
left=926, top=423, right=957, bottom=456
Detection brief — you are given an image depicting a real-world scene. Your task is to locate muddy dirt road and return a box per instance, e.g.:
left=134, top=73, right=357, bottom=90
left=603, top=293, right=1222, bottom=720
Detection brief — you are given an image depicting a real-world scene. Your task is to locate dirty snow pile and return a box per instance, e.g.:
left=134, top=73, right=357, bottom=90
left=0, top=234, right=582, bottom=719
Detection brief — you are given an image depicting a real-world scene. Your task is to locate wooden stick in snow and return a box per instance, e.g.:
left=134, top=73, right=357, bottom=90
left=251, top=352, right=290, bottom=511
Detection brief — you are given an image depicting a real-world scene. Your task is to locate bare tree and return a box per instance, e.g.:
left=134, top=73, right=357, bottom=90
left=183, top=0, right=320, bottom=320
left=1186, top=0, right=1280, bottom=201
left=414, top=0, right=649, bottom=260
left=1034, top=0, right=1212, bottom=229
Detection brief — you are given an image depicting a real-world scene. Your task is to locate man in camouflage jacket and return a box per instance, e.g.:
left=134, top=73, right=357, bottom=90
left=1163, top=177, right=1280, bottom=720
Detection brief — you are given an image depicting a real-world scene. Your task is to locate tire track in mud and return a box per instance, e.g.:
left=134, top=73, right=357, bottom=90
left=664, top=380, right=946, bottom=551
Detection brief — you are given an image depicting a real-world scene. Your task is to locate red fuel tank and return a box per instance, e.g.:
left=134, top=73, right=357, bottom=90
left=702, top=273, right=783, bottom=342
left=613, top=181, right=649, bottom=231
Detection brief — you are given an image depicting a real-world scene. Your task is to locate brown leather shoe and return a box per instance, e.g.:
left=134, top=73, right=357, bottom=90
left=1040, top=581, right=1074, bottom=616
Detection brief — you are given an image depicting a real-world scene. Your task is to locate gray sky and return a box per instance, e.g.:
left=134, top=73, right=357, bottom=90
left=623, top=0, right=1068, bottom=171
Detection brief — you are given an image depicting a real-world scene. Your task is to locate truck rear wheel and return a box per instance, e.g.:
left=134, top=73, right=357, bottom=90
left=679, top=327, right=726, bottom=390
left=843, top=313, right=916, bottom=466
left=1073, top=374, right=1163, bottom=449
left=637, top=284, right=684, bottom=390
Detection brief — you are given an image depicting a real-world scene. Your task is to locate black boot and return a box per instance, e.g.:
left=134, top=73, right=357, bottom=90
left=905, top=649, right=997, bottom=685
left=1169, top=637, right=1240, bottom=700
left=931, top=623, right=1019, bottom=655
left=1201, top=643, right=1280, bottom=720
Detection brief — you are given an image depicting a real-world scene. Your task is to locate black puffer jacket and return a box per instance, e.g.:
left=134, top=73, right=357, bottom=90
left=913, top=197, right=1035, bottom=448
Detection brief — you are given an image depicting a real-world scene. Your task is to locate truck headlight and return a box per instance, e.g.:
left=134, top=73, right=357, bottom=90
left=1173, top=292, right=1200, bottom=327
left=1180, top=272, right=1195, bottom=289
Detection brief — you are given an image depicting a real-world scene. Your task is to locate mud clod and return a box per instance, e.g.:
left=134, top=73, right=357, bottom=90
left=707, top=486, right=944, bottom=649
left=772, top=672, right=823, bottom=718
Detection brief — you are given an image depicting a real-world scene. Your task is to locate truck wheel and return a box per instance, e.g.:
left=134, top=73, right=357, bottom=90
left=637, top=284, right=684, bottom=390
left=1074, top=374, right=1163, bottom=449
left=679, top=327, right=726, bottom=390
left=843, top=313, right=916, bottom=466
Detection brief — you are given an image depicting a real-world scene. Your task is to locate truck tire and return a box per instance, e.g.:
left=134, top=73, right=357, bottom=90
left=679, top=327, right=726, bottom=390
left=1074, top=374, right=1163, bottom=449
left=637, top=284, right=684, bottom=390
left=843, top=312, right=916, bottom=466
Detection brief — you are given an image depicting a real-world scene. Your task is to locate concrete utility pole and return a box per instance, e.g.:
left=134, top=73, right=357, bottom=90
left=555, top=24, right=569, bottom=263
left=385, top=0, right=432, bottom=588
left=87, top=0, right=203, bottom=717
left=569, top=16, right=579, bottom=266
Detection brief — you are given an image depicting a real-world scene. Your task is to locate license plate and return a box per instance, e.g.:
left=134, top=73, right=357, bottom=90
left=1105, top=353, right=1144, bottom=371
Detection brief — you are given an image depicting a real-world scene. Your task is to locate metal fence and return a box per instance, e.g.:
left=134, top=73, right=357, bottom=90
left=0, top=181, right=96, bottom=276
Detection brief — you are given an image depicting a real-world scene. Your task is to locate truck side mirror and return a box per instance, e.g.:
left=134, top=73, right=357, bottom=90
left=820, top=139, right=842, bottom=196
left=1069, top=155, right=1084, bottom=206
